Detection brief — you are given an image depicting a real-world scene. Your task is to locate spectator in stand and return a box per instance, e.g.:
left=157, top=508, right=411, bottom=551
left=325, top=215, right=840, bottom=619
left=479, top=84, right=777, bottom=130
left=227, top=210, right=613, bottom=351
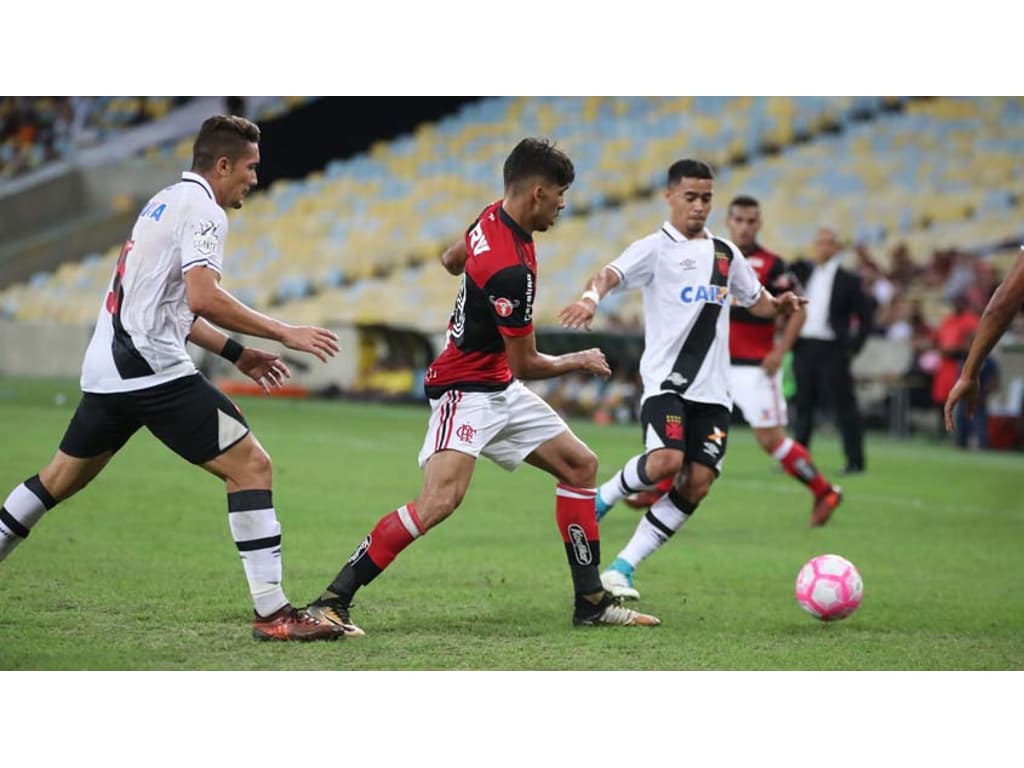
left=887, top=242, right=924, bottom=287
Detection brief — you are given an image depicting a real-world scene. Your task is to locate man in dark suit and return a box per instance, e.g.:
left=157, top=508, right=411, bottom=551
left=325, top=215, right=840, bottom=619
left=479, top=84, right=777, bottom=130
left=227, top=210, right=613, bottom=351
left=791, top=228, right=874, bottom=474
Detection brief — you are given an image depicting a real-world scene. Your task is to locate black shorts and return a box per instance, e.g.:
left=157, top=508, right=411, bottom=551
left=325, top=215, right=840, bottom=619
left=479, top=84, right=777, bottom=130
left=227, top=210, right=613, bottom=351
left=639, top=393, right=731, bottom=474
left=59, top=373, right=250, bottom=465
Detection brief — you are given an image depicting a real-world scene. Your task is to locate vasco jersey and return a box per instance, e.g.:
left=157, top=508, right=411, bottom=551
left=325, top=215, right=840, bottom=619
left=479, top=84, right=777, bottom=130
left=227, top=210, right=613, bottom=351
left=608, top=222, right=763, bottom=408
left=729, top=245, right=795, bottom=365
left=424, top=201, right=536, bottom=398
left=80, top=172, right=227, bottom=393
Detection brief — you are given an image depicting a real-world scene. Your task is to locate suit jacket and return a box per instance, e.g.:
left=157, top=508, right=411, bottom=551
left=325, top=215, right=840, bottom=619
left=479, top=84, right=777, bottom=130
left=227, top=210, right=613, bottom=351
left=791, top=258, right=874, bottom=357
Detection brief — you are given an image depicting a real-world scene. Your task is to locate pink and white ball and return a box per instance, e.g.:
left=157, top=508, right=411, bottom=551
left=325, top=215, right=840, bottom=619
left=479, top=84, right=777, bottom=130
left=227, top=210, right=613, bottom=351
left=795, top=554, right=863, bottom=621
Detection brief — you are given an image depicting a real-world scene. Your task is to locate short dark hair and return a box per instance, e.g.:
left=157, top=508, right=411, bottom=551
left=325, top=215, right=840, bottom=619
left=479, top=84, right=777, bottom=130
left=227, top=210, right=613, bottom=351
left=728, top=194, right=760, bottom=213
left=191, top=115, right=260, bottom=172
left=667, top=159, right=714, bottom=187
left=503, top=138, right=575, bottom=190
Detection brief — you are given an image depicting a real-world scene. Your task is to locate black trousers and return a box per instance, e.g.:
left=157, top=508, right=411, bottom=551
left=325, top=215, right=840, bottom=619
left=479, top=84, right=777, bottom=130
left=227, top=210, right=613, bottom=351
left=792, top=338, right=865, bottom=469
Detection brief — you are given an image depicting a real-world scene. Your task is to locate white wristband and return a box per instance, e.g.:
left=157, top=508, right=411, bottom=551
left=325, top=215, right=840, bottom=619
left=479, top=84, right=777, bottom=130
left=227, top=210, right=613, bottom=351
left=581, top=289, right=600, bottom=305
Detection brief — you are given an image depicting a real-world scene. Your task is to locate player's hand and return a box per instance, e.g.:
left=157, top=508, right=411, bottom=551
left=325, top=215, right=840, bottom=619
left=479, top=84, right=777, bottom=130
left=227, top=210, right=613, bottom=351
left=943, top=375, right=980, bottom=432
left=236, top=348, right=292, bottom=395
left=280, top=325, right=340, bottom=363
left=762, top=347, right=785, bottom=376
left=577, top=347, right=611, bottom=378
left=559, top=298, right=597, bottom=330
left=774, top=291, right=808, bottom=317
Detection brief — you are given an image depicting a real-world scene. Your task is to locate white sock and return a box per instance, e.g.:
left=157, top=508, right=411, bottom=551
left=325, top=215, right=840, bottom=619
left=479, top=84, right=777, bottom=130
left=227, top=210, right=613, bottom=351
left=598, top=453, right=657, bottom=507
left=227, top=490, right=288, bottom=617
left=618, top=492, right=694, bottom=568
left=0, top=476, right=56, bottom=561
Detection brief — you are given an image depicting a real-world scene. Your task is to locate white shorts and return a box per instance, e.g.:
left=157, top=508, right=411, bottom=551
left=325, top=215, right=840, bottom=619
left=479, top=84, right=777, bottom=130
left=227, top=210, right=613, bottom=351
left=417, top=380, right=569, bottom=471
left=730, top=364, right=787, bottom=429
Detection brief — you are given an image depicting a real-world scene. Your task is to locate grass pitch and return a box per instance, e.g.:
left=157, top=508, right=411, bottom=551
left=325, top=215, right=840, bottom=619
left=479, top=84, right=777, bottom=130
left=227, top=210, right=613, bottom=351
left=0, top=377, right=1020, bottom=670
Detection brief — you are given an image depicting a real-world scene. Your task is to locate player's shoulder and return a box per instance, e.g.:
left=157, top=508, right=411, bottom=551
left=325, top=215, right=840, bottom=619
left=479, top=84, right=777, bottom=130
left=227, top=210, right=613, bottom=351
left=619, top=229, right=665, bottom=257
left=709, top=234, right=743, bottom=260
left=754, top=244, right=785, bottom=264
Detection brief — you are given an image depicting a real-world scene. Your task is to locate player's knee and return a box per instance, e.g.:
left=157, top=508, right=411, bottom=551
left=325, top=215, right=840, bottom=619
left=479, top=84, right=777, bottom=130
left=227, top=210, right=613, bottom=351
left=563, top=445, right=599, bottom=487
left=680, top=466, right=715, bottom=502
left=244, top=443, right=273, bottom=486
left=755, top=429, right=782, bottom=453
left=648, top=448, right=684, bottom=481
left=417, top=491, right=462, bottom=529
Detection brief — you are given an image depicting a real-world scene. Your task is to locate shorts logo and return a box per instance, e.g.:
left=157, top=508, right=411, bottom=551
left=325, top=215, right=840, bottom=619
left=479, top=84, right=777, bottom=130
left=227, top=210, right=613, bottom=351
left=455, top=423, right=477, bottom=443
left=703, top=441, right=721, bottom=458
left=567, top=524, right=593, bottom=565
left=665, top=415, right=683, bottom=442
left=489, top=295, right=520, bottom=318
left=348, top=535, right=371, bottom=565
left=706, top=427, right=727, bottom=445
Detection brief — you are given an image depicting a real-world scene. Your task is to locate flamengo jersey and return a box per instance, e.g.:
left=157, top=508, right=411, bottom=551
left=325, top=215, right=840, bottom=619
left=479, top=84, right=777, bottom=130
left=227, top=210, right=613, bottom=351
left=608, top=221, right=763, bottom=408
left=80, top=172, right=227, bottom=393
left=729, top=245, right=794, bottom=365
left=424, top=201, right=536, bottom=398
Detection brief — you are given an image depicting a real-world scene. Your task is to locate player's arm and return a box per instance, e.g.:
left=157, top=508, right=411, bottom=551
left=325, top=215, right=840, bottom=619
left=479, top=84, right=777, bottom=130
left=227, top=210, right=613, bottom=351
left=748, top=287, right=807, bottom=319
left=184, top=266, right=339, bottom=362
left=558, top=266, right=623, bottom=330
left=187, top=317, right=292, bottom=394
left=441, top=239, right=469, bottom=276
left=944, top=251, right=1024, bottom=429
left=762, top=308, right=805, bottom=375
left=504, top=332, right=611, bottom=381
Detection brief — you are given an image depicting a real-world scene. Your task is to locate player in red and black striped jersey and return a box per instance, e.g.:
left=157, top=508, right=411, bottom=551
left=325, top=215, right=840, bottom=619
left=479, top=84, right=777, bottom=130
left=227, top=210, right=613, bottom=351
left=307, top=139, right=659, bottom=633
left=423, top=199, right=540, bottom=396
left=726, top=196, right=842, bottom=527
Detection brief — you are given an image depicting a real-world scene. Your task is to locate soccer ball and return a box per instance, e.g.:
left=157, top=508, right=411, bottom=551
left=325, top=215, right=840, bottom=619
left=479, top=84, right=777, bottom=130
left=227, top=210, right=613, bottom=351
left=795, top=554, right=863, bottom=621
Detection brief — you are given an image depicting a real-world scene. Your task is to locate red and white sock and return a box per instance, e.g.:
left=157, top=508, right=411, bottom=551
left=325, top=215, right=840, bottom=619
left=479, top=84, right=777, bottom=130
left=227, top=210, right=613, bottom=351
left=555, top=484, right=603, bottom=594
left=771, top=438, right=830, bottom=497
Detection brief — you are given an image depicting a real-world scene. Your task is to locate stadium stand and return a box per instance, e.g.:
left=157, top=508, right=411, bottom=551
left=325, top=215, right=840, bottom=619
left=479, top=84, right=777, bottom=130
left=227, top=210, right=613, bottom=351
left=2, top=96, right=1022, bottom=443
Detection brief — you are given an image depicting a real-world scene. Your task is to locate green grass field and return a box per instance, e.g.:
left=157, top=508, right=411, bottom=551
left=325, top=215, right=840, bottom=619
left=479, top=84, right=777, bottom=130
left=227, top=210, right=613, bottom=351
left=1, top=376, right=1020, bottom=670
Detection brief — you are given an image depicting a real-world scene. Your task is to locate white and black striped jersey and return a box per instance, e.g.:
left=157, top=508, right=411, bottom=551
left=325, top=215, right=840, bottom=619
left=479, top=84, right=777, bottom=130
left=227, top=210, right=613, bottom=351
left=80, top=172, right=227, bottom=393
left=607, top=221, right=764, bottom=408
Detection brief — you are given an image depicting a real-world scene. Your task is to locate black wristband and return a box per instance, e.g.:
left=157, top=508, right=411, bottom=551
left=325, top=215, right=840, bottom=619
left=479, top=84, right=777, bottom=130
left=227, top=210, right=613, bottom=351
left=220, top=338, right=244, bottom=363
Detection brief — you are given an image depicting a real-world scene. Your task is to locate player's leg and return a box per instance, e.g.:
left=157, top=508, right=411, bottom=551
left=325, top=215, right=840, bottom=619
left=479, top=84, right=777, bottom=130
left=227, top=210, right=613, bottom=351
left=524, top=430, right=659, bottom=627
left=1, top=452, right=113, bottom=560
left=604, top=402, right=729, bottom=599
left=480, top=381, right=656, bottom=626
left=140, top=373, right=337, bottom=641
left=1, top=392, right=138, bottom=561
left=309, top=388, right=489, bottom=635
left=595, top=393, right=685, bottom=520
left=757, top=426, right=843, bottom=526
left=308, top=449, right=476, bottom=636
left=736, top=364, right=842, bottom=526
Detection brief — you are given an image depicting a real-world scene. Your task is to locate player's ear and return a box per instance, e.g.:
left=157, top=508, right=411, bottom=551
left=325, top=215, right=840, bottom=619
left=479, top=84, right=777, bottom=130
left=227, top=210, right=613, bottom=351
left=215, top=156, right=232, bottom=177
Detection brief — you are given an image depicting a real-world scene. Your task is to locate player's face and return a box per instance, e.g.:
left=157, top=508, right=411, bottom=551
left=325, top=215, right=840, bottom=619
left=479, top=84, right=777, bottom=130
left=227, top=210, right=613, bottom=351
left=666, top=177, right=713, bottom=237
left=224, top=142, right=260, bottom=210
left=726, top=205, right=761, bottom=249
left=532, top=182, right=569, bottom=232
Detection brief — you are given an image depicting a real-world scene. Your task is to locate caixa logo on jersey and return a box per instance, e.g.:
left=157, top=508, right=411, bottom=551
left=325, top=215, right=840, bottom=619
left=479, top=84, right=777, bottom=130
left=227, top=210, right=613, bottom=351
left=680, top=285, right=730, bottom=305
left=567, top=524, right=593, bottom=565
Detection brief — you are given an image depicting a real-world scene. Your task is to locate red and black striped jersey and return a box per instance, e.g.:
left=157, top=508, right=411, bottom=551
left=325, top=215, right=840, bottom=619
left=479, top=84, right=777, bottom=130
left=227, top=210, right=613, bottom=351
left=424, top=201, right=536, bottom=398
left=729, top=245, right=795, bottom=365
